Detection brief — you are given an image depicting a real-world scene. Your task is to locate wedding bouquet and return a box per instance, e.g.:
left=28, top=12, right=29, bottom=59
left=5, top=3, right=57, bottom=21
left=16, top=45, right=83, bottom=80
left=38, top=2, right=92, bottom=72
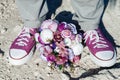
left=35, top=19, right=83, bottom=70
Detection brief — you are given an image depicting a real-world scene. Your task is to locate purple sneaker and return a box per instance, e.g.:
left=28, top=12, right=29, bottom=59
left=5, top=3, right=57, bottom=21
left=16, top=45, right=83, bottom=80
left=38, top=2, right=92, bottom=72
left=9, top=27, right=37, bottom=65
left=84, top=28, right=116, bottom=67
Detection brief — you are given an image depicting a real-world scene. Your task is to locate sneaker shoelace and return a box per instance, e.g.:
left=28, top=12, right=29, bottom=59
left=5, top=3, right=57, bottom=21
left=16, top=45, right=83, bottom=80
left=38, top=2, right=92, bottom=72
left=15, top=28, right=33, bottom=46
left=84, top=30, right=109, bottom=49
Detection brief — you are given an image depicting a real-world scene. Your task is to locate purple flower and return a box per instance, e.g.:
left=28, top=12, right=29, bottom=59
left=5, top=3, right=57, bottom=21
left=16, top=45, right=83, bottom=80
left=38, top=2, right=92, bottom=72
left=47, top=54, right=56, bottom=62
left=67, top=23, right=77, bottom=34
left=50, top=42, right=56, bottom=49
left=61, top=29, right=72, bottom=38
left=57, top=22, right=67, bottom=31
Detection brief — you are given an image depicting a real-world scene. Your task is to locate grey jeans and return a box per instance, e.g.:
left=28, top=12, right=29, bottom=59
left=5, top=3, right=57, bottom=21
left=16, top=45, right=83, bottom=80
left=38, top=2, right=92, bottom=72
left=16, top=0, right=104, bottom=31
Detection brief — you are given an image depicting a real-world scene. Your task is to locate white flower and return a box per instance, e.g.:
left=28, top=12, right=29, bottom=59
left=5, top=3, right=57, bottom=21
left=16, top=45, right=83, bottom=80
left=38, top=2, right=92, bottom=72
left=40, top=29, right=53, bottom=44
left=70, top=40, right=83, bottom=55
left=54, top=47, right=60, bottom=53
left=64, top=38, right=72, bottom=46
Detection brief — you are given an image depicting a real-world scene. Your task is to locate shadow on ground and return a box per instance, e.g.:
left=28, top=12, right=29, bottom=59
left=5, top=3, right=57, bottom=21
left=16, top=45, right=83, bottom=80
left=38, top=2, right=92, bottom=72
left=0, top=48, right=4, bottom=56
left=63, top=62, right=120, bottom=80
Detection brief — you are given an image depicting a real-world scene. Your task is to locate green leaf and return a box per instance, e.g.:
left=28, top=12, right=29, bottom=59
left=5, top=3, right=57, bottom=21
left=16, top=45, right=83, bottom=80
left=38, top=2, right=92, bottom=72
left=53, top=51, right=59, bottom=56
left=59, top=65, right=63, bottom=70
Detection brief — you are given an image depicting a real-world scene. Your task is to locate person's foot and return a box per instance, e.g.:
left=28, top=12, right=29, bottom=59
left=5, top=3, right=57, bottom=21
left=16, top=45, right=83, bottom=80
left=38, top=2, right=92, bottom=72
left=84, top=28, right=116, bottom=67
left=9, top=27, right=37, bottom=65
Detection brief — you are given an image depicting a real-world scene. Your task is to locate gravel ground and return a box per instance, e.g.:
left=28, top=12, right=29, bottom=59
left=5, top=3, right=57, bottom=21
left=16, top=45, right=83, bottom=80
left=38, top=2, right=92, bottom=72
left=0, top=0, right=120, bottom=80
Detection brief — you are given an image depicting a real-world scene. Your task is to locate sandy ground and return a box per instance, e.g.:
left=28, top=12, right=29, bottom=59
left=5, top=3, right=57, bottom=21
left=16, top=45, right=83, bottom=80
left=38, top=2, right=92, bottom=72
left=0, top=0, right=120, bottom=80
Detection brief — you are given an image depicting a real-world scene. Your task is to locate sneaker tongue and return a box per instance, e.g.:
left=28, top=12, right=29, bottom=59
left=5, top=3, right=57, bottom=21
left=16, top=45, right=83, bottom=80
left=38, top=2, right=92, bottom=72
left=30, top=28, right=37, bottom=35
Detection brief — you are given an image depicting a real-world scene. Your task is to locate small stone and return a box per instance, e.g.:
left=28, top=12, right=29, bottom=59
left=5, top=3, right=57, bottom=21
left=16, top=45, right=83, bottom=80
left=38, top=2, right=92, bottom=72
left=0, top=28, right=7, bottom=34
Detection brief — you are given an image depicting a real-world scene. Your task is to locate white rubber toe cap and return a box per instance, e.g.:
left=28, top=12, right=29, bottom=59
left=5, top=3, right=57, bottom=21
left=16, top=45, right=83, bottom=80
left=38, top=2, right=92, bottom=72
left=9, top=48, right=33, bottom=65
left=96, top=51, right=114, bottom=61
left=90, top=50, right=116, bottom=67
left=9, top=49, right=27, bottom=59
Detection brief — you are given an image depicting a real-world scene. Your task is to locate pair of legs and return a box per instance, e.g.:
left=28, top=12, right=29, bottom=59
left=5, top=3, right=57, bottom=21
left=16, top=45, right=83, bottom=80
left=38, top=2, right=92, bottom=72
left=9, top=0, right=116, bottom=66
left=16, top=0, right=103, bottom=30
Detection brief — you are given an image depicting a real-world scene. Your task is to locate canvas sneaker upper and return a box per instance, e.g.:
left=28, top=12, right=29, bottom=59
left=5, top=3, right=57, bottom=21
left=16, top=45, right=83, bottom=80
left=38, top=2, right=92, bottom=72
left=84, top=28, right=115, bottom=61
left=9, top=27, right=37, bottom=65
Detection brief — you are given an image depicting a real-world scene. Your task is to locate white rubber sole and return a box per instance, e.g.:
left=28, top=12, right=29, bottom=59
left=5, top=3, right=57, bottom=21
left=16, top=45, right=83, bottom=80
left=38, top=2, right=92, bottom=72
left=90, top=50, right=116, bottom=67
left=9, top=46, right=35, bottom=65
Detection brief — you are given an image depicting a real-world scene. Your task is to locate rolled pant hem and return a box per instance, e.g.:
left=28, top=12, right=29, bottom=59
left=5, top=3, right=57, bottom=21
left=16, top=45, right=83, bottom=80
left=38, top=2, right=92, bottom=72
left=24, top=20, right=41, bottom=28
left=80, top=23, right=99, bottom=31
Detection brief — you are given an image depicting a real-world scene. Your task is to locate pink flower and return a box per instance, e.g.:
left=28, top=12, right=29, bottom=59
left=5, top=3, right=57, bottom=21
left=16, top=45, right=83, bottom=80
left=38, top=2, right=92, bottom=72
left=55, top=41, right=68, bottom=56
left=58, top=22, right=67, bottom=31
left=54, top=31, right=63, bottom=42
left=70, top=34, right=76, bottom=40
left=61, top=29, right=72, bottom=38
left=40, top=19, right=58, bottom=32
left=40, top=45, right=53, bottom=56
left=73, top=55, right=81, bottom=63
left=56, top=56, right=68, bottom=65
left=47, top=54, right=56, bottom=62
